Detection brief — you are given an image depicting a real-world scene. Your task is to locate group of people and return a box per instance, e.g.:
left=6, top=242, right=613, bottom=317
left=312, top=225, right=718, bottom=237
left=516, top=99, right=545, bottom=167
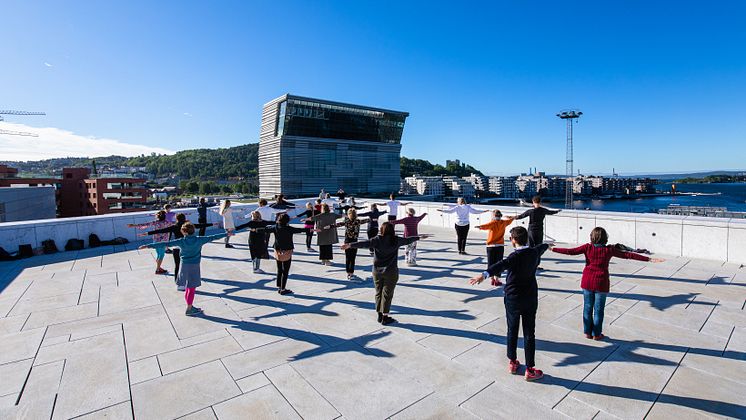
left=133, top=192, right=664, bottom=382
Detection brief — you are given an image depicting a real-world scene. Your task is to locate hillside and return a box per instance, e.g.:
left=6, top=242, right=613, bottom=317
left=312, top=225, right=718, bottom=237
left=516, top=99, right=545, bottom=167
left=2, top=144, right=482, bottom=180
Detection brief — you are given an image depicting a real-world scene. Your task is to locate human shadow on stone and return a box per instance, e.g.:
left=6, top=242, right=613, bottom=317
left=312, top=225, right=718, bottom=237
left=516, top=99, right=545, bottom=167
left=199, top=313, right=394, bottom=361
left=541, top=374, right=746, bottom=418
left=538, top=287, right=716, bottom=311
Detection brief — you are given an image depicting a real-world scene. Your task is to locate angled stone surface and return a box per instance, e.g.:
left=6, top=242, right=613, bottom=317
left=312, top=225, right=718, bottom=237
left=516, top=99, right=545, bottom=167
left=212, top=385, right=301, bottom=419
left=264, top=364, right=340, bottom=420
left=131, top=360, right=240, bottom=420
left=0, top=225, right=743, bottom=419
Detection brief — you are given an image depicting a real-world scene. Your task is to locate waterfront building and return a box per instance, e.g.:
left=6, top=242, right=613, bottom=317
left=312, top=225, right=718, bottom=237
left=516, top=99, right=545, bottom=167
left=462, top=173, right=488, bottom=192
left=515, top=175, right=538, bottom=199
left=487, top=176, right=519, bottom=198
left=0, top=166, right=147, bottom=217
left=0, top=186, right=56, bottom=222
left=443, top=176, right=475, bottom=198
left=258, top=94, right=409, bottom=197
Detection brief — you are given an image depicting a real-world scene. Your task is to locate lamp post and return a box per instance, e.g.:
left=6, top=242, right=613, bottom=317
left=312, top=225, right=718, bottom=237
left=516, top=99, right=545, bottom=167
left=557, top=110, right=582, bottom=209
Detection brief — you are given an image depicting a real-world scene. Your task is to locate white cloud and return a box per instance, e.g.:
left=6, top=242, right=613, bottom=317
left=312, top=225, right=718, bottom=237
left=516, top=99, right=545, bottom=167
left=0, top=122, right=174, bottom=161
left=183, top=112, right=193, bottom=117
left=44, top=62, right=53, bottom=67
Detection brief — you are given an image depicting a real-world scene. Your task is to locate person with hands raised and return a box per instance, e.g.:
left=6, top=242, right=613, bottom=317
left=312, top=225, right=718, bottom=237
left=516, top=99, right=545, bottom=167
left=469, top=226, right=547, bottom=382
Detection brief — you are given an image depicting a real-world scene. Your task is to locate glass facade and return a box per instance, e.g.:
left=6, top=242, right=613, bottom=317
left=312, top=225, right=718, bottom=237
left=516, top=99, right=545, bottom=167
left=275, top=98, right=406, bottom=144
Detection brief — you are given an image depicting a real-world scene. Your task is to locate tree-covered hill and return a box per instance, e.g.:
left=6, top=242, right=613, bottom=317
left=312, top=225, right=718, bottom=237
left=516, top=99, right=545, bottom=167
left=3, top=143, right=483, bottom=180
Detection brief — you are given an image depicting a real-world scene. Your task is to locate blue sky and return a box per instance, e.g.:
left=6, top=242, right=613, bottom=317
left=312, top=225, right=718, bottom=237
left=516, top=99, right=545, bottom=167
left=1, top=1, right=745, bottom=175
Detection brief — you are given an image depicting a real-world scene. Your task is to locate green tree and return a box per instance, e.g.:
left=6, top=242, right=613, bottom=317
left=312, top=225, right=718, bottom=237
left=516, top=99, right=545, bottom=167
left=186, top=181, right=199, bottom=193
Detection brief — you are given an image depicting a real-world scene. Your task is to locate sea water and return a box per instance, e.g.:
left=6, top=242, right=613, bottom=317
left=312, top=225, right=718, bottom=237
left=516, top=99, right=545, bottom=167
left=571, top=182, right=746, bottom=213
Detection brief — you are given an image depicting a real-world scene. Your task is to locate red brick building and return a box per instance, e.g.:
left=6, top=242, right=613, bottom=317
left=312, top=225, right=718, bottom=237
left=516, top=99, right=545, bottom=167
left=0, top=166, right=148, bottom=218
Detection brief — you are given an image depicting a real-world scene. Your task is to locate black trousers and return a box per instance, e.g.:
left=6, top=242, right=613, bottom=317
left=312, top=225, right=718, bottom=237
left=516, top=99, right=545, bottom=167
left=505, top=296, right=538, bottom=367
left=275, top=259, right=291, bottom=289
left=172, top=248, right=181, bottom=279
left=198, top=217, right=207, bottom=236
left=305, top=230, right=314, bottom=248
left=319, top=244, right=333, bottom=260
left=486, top=246, right=504, bottom=271
left=455, top=224, right=470, bottom=252
left=345, top=248, right=358, bottom=274
left=367, top=226, right=378, bottom=240
left=528, top=229, right=543, bottom=266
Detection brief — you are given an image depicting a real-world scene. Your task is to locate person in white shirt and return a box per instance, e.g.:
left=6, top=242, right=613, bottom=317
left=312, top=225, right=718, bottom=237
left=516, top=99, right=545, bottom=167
left=218, top=199, right=237, bottom=248
left=376, top=193, right=412, bottom=222
left=436, top=197, right=490, bottom=254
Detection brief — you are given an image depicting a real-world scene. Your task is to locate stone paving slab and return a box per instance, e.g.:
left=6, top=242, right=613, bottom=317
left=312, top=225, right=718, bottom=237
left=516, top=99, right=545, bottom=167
left=0, top=225, right=744, bottom=419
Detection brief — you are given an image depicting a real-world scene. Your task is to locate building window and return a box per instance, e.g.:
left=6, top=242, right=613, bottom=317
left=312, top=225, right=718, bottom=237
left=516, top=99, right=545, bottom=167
left=275, top=101, right=287, bottom=136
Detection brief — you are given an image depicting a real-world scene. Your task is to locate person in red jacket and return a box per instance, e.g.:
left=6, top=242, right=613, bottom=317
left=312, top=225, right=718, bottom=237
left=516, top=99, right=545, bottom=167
left=551, top=227, right=664, bottom=340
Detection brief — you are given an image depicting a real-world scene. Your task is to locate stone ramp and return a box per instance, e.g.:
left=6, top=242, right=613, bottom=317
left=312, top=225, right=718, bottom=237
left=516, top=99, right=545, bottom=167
left=0, top=225, right=744, bottom=419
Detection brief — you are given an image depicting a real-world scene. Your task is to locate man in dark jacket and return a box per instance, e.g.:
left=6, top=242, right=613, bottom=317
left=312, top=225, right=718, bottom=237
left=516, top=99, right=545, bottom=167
left=513, top=195, right=560, bottom=270
left=470, top=226, right=548, bottom=382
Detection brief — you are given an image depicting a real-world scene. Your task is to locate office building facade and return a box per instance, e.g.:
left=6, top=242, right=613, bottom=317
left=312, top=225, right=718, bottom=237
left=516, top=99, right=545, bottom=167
left=259, top=94, right=409, bottom=197
left=0, top=167, right=147, bottom=217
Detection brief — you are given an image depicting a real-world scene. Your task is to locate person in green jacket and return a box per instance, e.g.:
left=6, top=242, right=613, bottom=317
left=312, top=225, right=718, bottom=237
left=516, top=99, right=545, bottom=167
left=139, top=222, right=230, bottom=316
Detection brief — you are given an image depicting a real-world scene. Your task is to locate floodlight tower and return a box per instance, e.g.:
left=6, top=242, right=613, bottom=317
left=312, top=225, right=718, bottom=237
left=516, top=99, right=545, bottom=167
left=556, top=110, right=582, bottom=209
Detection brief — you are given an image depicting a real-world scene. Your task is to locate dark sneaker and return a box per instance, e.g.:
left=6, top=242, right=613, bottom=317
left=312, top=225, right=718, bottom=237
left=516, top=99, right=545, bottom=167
left=279, top=289, right=293, bottom=295
left=381, top=316, right=397, bottom=325
left=377, top=312, right=383, bottom=323
left=585, top=333, right=592, bottom=339
left=525, top=367, right=544, bottom=381
left=508, top=359, right=520, bottom=374
left=593, top=334, right=606, bottom=341
left=307, top=247, right=316, bottom=252
left=185, top=307, right=203, bottom=316
left=155, top=268, right=168, bottom=275
left=225, top=244, right=235, bottom=248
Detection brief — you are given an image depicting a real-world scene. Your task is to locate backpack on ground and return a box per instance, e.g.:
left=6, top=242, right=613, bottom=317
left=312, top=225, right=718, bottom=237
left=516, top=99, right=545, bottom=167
left=89, top=234, right=102, bottom=248
left=0, top=246, right=16, bottom=261
left=18, top=244, right=34, bottom=258
left=42, top=239, right=58, bottom=254
left=65, top=239, right=85, bottom=251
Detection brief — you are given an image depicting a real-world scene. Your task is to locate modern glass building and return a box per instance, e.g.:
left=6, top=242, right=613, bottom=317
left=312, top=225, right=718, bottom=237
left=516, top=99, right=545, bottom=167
left=259, top=94, right=409, bottom=197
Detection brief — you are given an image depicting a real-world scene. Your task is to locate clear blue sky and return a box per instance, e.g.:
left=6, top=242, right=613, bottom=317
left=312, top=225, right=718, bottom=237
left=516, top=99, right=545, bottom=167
left=1, top=0, right=745, bottom=175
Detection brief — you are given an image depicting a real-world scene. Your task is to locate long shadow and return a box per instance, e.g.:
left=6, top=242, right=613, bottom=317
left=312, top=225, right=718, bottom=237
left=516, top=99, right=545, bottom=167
left=199, top=313, right=395, bottom=361
left=390, top=320, right=746, bottom=365
left=398, top=280, right=503, bottom=304
left=199, top=289, right=341, bottom=318
left=544, top=374, right=745, bottom=418
left=549, top=269, right=746, bottom=288
left=539, top=287, right=717, bottom=311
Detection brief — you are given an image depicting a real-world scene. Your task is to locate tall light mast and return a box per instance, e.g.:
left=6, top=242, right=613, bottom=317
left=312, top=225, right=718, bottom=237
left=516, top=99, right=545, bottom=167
left=556, top=110, right=582, bottom=209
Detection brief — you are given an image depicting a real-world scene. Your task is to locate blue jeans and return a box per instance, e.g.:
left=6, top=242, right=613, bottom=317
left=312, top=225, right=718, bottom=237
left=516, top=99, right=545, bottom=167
left=583, top=290, right=607, bottom=336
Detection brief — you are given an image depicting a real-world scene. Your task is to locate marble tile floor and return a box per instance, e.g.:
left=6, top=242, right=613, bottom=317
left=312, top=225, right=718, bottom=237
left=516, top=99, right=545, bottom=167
left=0, top=225, right=744, bottom=419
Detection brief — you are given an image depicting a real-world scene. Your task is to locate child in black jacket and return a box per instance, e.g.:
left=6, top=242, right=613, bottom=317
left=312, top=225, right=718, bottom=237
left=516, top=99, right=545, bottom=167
left=470, top=226, right=548, bottom=381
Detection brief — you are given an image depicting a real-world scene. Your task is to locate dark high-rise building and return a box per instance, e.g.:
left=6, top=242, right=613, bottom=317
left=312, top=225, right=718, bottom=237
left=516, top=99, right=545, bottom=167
left=259, top=94, right=409, bottom=197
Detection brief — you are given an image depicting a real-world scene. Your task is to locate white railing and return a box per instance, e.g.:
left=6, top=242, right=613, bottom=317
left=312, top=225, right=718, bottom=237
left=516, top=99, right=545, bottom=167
left=1, top=198, right=745, bottom=264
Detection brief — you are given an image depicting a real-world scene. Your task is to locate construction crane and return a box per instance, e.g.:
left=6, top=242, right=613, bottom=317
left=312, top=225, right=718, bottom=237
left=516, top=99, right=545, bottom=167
left=0, top=110, right=46, bottom=137
left=556, top=109, right=582, bottom=209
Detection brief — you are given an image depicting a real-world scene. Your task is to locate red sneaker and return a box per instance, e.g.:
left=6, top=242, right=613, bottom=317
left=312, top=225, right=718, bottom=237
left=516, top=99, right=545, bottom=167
left=508, top=359, right=520, bottom=374
left=155, top=268, right=168, bottom=274
left=584, top=334, right=592, bottom=339
left=593, top=334, right=606, bottom=341
left=525, top=367, right=544, bottom=381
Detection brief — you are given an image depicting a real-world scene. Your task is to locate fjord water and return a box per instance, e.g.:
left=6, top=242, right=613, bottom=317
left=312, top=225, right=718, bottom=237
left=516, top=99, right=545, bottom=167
left=573, top=182, right=746, bottom=213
